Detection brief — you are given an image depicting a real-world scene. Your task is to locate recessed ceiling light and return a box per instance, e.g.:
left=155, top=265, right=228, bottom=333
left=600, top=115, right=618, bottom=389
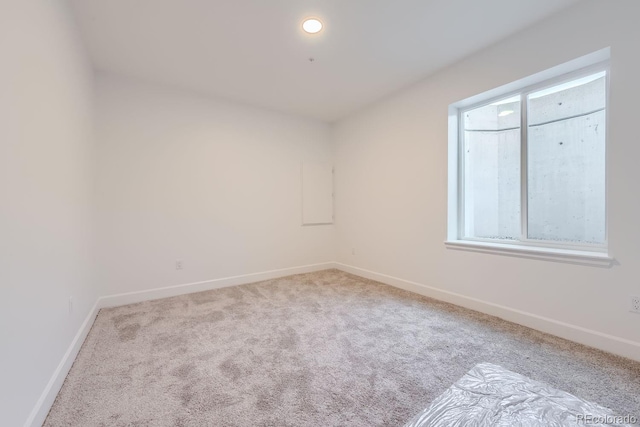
left=498, top=110, right=514, bottom=117
left=302, top=18, right=323, bottom=34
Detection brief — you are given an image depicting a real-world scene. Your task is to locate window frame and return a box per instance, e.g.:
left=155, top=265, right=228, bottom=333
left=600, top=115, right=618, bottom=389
left=446, top=51, right=612, bottom=265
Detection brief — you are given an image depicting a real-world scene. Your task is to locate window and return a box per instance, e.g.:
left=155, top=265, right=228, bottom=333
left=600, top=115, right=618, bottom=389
left=447, top=51, right=610, bottom=264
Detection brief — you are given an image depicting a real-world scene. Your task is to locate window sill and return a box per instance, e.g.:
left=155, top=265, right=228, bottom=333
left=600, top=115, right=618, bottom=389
left=444, top=240, right=613, bottom=267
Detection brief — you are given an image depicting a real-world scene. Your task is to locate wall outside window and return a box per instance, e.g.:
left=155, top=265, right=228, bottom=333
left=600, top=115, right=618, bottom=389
left=463, top=77, right=606, bottom=243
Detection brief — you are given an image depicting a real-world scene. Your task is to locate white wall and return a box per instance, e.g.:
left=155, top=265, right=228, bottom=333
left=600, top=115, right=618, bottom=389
left=333, top=0, right=640, bottom=356
left=0, top=1, right=96, bottom=426
left=95, top=74, right=335, bottom=296
left=3, top=1, right=638, bottom=424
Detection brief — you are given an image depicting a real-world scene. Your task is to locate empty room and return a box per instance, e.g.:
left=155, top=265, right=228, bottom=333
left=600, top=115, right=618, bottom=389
left=3, top=0, right=640, bottom=426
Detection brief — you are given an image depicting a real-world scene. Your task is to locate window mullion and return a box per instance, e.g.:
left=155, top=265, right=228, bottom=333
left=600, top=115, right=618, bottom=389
left=520, top=93, right=528, bottom=243
left=458, top=111, right=465, bottom=239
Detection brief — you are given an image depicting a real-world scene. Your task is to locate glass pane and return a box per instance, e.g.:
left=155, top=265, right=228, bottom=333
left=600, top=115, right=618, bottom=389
left=527, top=72, right=606, bottom=244
left=463, top=96, right=521, bottom=240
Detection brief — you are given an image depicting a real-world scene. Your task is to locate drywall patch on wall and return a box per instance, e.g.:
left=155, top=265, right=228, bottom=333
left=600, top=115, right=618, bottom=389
left=302, top=161, right=334, bottom=225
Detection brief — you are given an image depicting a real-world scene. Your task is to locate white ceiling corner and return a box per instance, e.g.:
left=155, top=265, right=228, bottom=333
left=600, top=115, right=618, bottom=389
left=70, top=0, right=580, bottom=122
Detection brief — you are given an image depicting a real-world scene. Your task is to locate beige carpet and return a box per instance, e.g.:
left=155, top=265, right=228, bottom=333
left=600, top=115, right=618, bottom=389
left=45, top=269, right=640, bottom=426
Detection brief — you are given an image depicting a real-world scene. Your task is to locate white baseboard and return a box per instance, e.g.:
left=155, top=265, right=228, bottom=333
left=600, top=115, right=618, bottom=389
left=335, top=262, right=640, bottom=362
left=98, top=262, right=337, bottom=308
left=24, top=301, right=101, bottom=427
left=24, top=261, right=337, bottom=427
left=27, top=260, right=639, bottom=427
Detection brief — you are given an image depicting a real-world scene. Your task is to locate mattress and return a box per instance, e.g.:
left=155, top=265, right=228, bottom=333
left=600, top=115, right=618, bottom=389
left=404, top=363, right=634, bottom=427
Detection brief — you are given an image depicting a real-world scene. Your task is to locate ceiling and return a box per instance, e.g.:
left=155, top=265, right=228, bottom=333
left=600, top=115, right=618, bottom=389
left=70, top=0, right=580, bottom=122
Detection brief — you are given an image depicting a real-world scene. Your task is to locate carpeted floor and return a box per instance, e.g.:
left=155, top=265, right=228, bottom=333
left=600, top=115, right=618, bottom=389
left=45, top=269, right=640, bottom=426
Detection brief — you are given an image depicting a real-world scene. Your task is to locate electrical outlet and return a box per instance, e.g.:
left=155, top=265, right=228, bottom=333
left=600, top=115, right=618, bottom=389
left=176, top=260, right=183, bottom=270
left=68, top=296, right=74, bottom=314
left=631, top=296, right=640, bottom=314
